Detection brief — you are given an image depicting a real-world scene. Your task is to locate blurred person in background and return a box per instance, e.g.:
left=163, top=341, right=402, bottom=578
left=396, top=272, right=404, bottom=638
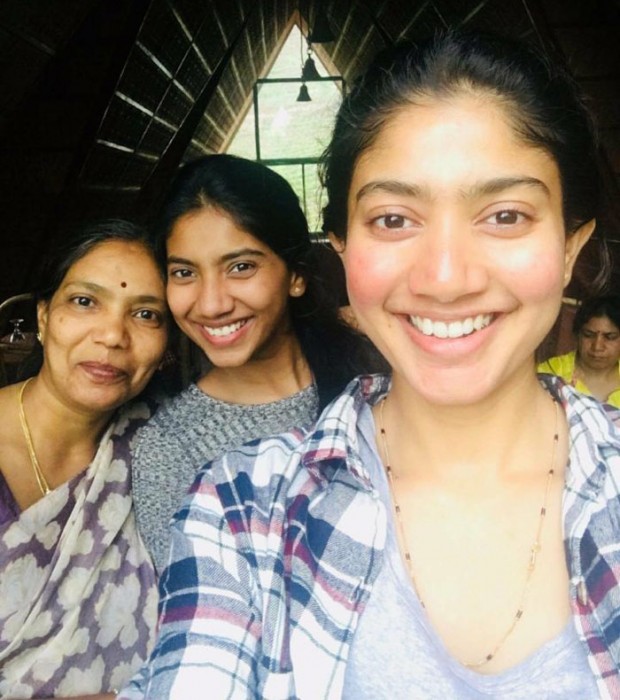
left=539, top=295, right=620, bottom=407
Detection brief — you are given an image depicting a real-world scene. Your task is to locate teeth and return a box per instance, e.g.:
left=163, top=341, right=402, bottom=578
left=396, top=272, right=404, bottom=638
left=410, top=314, right=492, bottom=339
left=203, top=320, right=246, bottom=337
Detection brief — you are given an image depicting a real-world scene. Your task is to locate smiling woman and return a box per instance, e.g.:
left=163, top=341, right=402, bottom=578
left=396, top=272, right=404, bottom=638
left=130, top=154, right=383, bottom=573
left=0, top=219, right=168, bottom=698
left=118, top=31, right=620, bottom=700
left=334, top=95, right=586, bottom=407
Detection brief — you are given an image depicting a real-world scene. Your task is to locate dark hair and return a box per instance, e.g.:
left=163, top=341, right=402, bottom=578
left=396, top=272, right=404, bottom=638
left=322, top=30, right=602, bottom=246
left=36, top=218, right=162, bottom=304
left=156, top=154, right=384, bottom=409
left=573, top=295, right=620, bottom=335
left=155, top=154, right=312, bottom=274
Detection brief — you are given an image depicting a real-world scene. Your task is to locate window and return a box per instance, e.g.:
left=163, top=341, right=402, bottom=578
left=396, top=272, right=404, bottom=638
left=227, top=25, right=343, bottom=236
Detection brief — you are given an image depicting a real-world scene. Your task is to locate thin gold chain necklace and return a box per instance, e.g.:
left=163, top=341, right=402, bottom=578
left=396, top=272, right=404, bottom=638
left=377, top=395, right=559, bottom=669
left=18, top=378, right=51, bottom=496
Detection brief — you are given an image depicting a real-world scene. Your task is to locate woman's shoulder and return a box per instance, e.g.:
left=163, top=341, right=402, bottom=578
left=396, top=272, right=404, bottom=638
left=193, top=422, right=311, bottom=492
left=550, top=377, right=620, bottom=478
left=113, top=395, right=159, bottom=435
left=169, top=375, right=389, bottom=566
left=0, top=382, right=16, bottom=420
left=131, top=384, right=202, bottom=437
left=537, top=351, right=575, bottom=376
left=0, top=380, right=19, bottom=414
left=186, top=373, right=389, bottom=497
left=0, top=382, right=25, bottom=460
left=169, top=422, right=311, bottom=548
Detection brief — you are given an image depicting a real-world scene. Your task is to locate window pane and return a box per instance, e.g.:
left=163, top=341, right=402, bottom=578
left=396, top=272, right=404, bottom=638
left=255, top=79, right=341, bottom=160
left=271, top=163, right=326, bottom=235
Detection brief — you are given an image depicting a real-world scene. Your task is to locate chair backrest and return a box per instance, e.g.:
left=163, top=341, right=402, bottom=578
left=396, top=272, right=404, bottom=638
left=0, top=293, right=36, bottom=340
left=0, top=293, right=37, bottom=386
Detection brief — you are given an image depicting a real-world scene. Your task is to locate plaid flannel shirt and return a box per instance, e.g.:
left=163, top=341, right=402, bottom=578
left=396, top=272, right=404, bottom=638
left=120, top=374, right=620, bottom=700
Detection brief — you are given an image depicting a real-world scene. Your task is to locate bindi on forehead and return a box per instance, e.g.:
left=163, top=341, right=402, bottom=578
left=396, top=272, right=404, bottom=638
left=121, top=281, right=127, bottom=288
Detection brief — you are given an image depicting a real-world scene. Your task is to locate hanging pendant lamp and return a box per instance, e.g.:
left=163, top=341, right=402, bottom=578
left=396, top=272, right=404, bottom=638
left=296, top=83, right=312, bottom=102
left=301, top=52, right=322, bottom=81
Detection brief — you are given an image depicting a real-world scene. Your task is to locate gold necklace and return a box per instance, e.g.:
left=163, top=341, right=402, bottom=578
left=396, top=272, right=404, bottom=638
left=377, top=395, right=559, bottom=669
left=18, top=378, right=51, bottom=496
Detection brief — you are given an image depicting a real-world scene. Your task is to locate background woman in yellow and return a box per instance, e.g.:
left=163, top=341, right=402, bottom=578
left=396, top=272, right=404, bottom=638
left=539, top=295, right=620, bottom=407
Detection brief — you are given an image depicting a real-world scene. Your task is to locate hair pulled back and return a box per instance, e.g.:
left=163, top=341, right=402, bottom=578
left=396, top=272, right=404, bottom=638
left=322, top=30, right=601, bottom=243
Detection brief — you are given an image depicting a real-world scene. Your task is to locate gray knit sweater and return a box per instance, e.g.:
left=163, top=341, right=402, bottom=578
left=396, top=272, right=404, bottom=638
left=131, top=382, right=319, bottom=572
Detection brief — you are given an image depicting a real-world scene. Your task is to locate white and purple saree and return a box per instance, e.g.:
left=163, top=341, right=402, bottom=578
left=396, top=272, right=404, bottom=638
left=0, top=403, right=158, bottom=698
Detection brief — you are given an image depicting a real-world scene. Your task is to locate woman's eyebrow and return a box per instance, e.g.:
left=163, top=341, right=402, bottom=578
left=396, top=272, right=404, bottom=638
left=167, top=249, right=266, bottom=266
left=355, top=180, right=425, bottom=202
left=167, top=255, right=192, bottom=265
left=219, top=248, right=266, bottom=263
left=355, top=176, right=549, bottom=203
left=63, top=280, right=104, bottom=293
left=131, top=294, right=166, bottom=305
left=460, top=176, right=550, bottom=199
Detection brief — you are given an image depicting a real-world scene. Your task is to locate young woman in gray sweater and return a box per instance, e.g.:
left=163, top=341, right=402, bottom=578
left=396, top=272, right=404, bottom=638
left=132, top=154, right=382, bottom=572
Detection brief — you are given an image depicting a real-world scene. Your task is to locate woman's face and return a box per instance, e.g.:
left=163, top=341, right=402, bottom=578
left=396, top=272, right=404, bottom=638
left=37, top=240, right=167, bottom=414
left=577, top=315, right=620, bottom=373
left=334, top=95, right=593, bottom=406
left=165, top=206, right=306, bottom=369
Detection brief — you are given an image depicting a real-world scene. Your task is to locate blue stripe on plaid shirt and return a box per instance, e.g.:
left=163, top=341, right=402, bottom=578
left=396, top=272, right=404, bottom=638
left=120, top=374, right=620, bottom=700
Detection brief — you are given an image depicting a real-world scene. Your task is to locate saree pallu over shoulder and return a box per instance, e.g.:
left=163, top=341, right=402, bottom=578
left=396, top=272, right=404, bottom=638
left=0, top=401, right=158, bottom=699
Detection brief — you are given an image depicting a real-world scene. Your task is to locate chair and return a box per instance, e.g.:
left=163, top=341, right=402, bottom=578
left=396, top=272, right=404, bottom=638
left=0, top=293, right=37, bottom=387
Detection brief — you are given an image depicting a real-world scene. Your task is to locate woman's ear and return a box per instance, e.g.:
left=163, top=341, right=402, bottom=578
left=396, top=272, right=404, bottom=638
left=328, top=231, right=346, bottom=255
left=36, top=300, right=48, bottom=345
left=564, top=219, right=596, bottom=286
left=289, top=273, right=307, bottom=298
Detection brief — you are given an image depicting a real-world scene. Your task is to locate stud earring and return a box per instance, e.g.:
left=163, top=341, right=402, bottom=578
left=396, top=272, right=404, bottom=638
left=36, top=331, right=42, bottom=344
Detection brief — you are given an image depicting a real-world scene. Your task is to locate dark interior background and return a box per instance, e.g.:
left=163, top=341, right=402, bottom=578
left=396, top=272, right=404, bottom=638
left=0, top=0, right=618, bottom=309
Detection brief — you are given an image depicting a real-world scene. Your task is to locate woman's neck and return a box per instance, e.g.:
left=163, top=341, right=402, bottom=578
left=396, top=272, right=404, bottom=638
left=25, top=376, right=112, bottom=443
left=381, top=371, right=562, bottom=483
left=575, top=358, right=620, bottom=401
left=576, top=358, right=619, bottom=381
left=198, top=336, right=313, bottom=404
left=15, top=375, right=113, bottom=491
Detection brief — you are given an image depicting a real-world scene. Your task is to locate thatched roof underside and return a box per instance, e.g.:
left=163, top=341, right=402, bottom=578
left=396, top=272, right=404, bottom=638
left=0, top=0, right=618, bottom=299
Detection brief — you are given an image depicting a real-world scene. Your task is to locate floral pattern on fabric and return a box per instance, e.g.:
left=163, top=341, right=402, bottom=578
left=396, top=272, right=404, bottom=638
left=0, top=402, right=158, bottom=698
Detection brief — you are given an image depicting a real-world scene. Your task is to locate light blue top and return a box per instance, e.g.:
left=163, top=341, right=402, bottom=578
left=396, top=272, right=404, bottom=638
left=119, top=375, right=620, bottom=700
left=342, top=404, right=599, bottom=699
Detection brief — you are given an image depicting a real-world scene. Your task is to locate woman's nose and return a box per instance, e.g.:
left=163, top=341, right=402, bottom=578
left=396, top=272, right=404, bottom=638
left=93, top=311, right=130, bottom=348
left=195, top=276, right=235, bottom=318
left=407, top=225, right=488, bottom=302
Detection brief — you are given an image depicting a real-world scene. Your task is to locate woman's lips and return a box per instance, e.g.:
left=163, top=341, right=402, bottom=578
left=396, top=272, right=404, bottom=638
left=195, top=317, right=252, bottom=347
left=202, top=319, right=248, bottom=337
left=409, top=313, right=493, bottom=339
left=80, top=362, right=126, bottom=381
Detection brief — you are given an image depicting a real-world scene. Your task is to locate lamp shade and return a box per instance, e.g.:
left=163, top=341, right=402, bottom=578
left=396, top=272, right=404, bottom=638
left=301, top=55, right=321, bottom=81
left=296, top=83, right=311, bottom=102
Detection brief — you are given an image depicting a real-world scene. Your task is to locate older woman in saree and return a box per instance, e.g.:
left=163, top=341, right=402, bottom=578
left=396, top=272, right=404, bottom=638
left=0, top=219, right=168, bottom=698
